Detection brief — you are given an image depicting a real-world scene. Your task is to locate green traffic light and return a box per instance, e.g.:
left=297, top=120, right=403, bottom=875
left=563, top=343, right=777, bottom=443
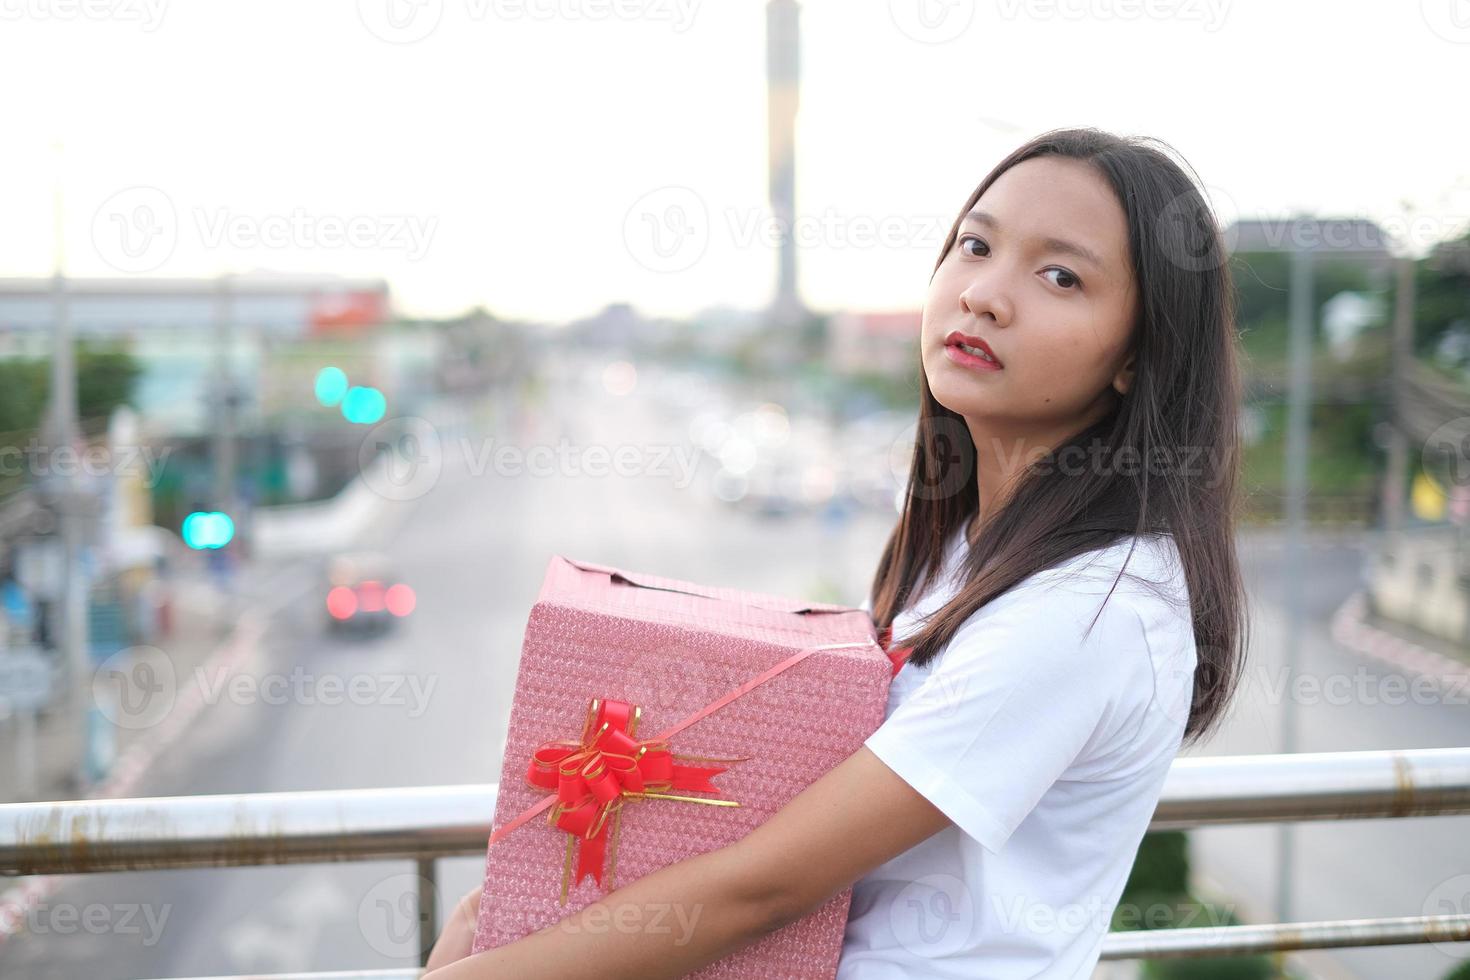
left=315, top=366, right=349, bottom=406
left=182, top=511, right=235, bottom=549
left=341, top=385, right=386, bottom=424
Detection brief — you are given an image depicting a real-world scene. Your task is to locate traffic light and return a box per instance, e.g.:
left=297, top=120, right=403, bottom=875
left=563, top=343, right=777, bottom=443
left=341, top=385, right=386, bottom=424
left=314, top=366, right=349, bottom=406
left=182, top=511, right=235, bottom=549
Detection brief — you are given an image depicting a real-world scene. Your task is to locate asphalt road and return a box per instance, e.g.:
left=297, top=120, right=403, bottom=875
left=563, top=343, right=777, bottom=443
left=1, top=365, right=1465, bottom=979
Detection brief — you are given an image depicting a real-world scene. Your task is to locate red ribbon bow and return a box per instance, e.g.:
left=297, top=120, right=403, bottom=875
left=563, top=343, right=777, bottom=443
left=877, top=625, right=912, bottom=677
left=525, top=697, right=747, bottom=900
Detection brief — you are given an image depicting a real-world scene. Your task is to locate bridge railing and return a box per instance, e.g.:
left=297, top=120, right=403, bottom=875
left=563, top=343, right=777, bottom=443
left=2, top=746, right=1468, bottom=978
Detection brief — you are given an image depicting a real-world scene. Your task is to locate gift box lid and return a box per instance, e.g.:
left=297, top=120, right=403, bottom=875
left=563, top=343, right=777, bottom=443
left=534, top=554, right=880, bottom=649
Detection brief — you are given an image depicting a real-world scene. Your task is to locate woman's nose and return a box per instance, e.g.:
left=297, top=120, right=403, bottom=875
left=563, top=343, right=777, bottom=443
left=959, top=277, right=1013, bottom=328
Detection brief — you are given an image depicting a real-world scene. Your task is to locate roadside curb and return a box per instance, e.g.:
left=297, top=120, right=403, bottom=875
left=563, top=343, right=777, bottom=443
left=0, top=561, right=312, bottom=945
left=1329, top=590, right=1470, bottom=694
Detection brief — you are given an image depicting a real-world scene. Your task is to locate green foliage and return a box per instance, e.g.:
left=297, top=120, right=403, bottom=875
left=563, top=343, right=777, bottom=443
left=1230, top=252, right=1388, bottom=346
left=0, top=359, right=48, bottom=438
left=1121, top=831, right=1191, bottom=899
left=1414, top=240, right=1470, bottom=359
left=76, top=339, right=143, bottom=422
left=0, top=339, right=142, bottom=437
left=1440, top=959, right=1470, bottom=979
left=1116, top=832, right=1281, bottom=979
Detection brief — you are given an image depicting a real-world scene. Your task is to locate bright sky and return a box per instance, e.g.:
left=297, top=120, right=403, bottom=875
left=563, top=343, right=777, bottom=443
left=2, top=0, right=1467, bottom=323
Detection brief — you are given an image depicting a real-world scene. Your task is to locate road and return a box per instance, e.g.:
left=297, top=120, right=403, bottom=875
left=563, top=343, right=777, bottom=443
left=0, top=361, right=1466, bottom=978
left=0, top=366, right=889, bottom=979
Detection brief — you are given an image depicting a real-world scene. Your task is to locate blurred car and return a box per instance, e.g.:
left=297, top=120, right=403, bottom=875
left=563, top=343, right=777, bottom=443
left=323, top=551, right=415, bottom=635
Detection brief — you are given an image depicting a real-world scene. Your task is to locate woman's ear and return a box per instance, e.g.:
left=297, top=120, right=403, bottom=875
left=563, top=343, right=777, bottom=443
left=1112, top=351, right=1136, bottom=397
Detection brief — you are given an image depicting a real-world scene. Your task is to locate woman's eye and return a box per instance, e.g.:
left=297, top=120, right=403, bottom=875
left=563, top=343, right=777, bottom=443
left=958, top=235, right=989, bottom=257
left=1043, top=267, right=1081, bottom=290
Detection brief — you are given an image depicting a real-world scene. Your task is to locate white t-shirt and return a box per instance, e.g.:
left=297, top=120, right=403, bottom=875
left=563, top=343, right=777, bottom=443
left=838, top=527, right=1197, bottom=979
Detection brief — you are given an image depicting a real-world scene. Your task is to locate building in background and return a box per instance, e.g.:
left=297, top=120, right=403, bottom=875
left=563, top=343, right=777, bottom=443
left=0, top=274, right=393, bottom=438
left=828, top=309, right=919, bottom=380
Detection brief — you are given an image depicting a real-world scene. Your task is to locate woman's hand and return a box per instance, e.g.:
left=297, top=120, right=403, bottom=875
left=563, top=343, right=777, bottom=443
left=423, top=883, right=484, bottom=974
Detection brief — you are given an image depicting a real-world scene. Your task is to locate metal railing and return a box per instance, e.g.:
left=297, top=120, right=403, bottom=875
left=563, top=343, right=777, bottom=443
left=1, top=746, right=1468, bottom=978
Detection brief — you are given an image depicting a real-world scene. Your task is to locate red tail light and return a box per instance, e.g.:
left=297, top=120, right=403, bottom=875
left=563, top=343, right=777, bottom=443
left=327, top=586, right=358, bottom=620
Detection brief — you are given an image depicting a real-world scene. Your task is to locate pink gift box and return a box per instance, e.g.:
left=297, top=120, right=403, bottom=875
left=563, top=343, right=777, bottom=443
left=471, top=554, right=893, bottom=978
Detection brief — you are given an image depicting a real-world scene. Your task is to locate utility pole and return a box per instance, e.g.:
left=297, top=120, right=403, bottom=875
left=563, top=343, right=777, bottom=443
left=46, top=139, right=92, bottom=793
left=1274, top=226, right=1315, bottom=926
left=212, top=274, right=238, bottom=594
left=1381, top=255, right=1415, bottom=567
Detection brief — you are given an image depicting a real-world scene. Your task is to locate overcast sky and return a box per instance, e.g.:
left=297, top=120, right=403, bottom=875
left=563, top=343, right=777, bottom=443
left=2, top=0, right=1467, bottom=323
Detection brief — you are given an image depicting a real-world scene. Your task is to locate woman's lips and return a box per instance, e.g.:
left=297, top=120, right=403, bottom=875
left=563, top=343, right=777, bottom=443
left=943, top=330, right=1003, bottom=367
left=944, top=343, right=1004, bottom=372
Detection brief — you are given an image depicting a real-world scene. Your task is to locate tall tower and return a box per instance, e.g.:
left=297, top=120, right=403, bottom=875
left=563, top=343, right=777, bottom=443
left=766, top=0, right=807, bottom=334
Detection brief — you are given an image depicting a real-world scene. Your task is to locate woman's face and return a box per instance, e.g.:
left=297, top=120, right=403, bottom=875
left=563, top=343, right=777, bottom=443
left=921, top=155, right=1139, bottom=453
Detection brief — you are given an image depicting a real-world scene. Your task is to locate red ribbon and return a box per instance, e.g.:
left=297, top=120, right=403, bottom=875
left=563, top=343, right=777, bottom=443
left=877, top=625, right=912, bottom=677
left=525, top=697, right=745, bottom=895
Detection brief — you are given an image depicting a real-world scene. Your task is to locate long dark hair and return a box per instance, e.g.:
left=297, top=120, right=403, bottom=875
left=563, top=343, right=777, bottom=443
left=868, top=127, right=1248, bottom=748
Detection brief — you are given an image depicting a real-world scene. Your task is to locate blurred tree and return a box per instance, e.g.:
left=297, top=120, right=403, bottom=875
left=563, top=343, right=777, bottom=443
left=1414, top=230, right=1470, bottom=362
left=0, top=358, right=48, bottom=437
left=76, top=339, right=143, bottom=422
left=0, top=339, right=141, bottom=435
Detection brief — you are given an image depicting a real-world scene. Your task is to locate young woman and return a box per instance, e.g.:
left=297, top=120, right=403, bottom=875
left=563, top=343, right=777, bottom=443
left=423, top=126, right=1249, bottom=979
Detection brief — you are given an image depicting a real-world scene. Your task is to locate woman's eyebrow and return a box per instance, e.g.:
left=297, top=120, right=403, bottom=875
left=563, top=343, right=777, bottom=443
left=963, top=209, right=1107, bottom=272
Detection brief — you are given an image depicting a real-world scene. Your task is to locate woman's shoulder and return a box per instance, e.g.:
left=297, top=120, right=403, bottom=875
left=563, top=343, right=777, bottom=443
left=1015, top=532, right=1190, bottom=613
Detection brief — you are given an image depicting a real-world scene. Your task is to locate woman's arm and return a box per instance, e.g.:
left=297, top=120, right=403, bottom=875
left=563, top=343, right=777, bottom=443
left=423, top=744, right=954, bottom=980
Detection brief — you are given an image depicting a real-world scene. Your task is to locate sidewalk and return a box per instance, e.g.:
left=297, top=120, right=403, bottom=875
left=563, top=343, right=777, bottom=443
left=0, top=550, right=304, bottom=806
